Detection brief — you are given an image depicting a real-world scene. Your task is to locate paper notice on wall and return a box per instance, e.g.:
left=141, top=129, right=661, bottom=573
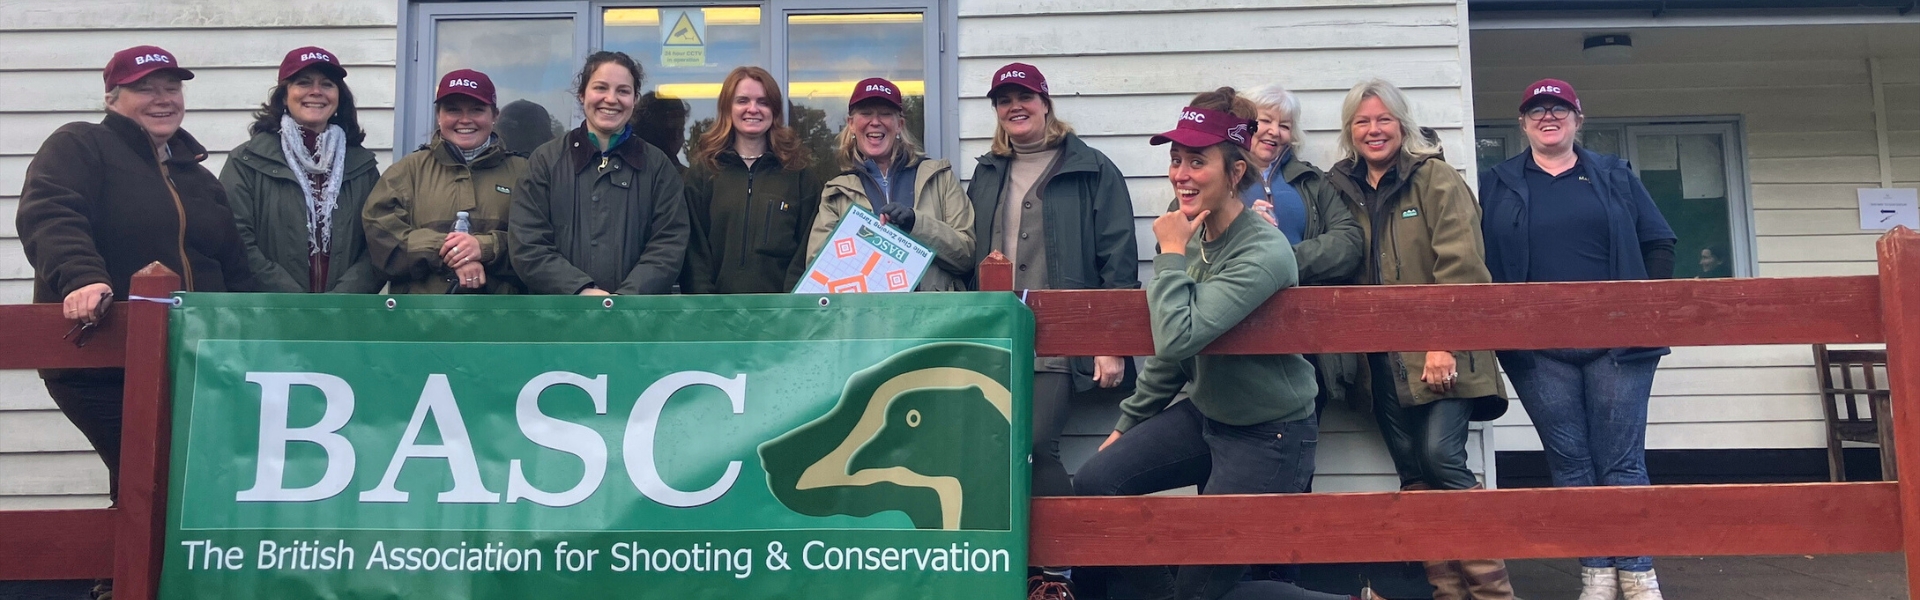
left=1677, top=134, right=1727, bottom=200
left=1858, top=188, right=1920, bottom=231
left=1638, top=135, right=1679, bottom=171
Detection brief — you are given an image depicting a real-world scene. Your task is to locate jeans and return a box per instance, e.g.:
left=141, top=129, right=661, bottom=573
left=1368, top=353, right=1478, bottom=491
left=1506, top=348, right=1659, bottom=572
left=1033, top=372, right=1075, bottom=498
left=1074, top=401, right=1320, bottom=600
left=42, top=369, right=126, bottom=502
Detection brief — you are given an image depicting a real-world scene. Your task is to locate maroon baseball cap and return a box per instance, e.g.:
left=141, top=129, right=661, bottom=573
left=436, top=69, right=497, bottom=105
left=849, top=77, right=903, bottom=110
left=1520, top=78, right=1581, bottom=112
left=1150, top=106, right=1253, bottom=150
left=989, top=62, right=1048, bottom=97
left=278, top=46, right=347, bottom=82
left=103, top=45, right=195, bottom=92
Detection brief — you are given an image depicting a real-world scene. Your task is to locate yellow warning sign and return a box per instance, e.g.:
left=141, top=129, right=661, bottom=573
left=664, top=11, right=703, bottom=46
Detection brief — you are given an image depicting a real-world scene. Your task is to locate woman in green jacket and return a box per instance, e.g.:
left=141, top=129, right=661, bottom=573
left=1325, top=78, right=1514, bottom=600
left=803, top=77, right=974, bottom=292
left=681, top=66, right=822, bottom=293
left=222, top=46, right=383, bottom=293
left=363, top=69, right=528, bottom=294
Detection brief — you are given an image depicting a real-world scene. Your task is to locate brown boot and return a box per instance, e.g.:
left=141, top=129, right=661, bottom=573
left=1456, top=558, right=1515, bottom=600
left=1424, top=561, right=1469, bottom=600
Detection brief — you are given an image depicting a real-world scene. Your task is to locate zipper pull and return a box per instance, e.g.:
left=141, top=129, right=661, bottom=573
left=599, top=155, right=609, bottom=170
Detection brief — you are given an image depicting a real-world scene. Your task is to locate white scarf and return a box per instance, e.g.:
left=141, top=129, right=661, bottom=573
left=278, top=114, right=347, bottom=256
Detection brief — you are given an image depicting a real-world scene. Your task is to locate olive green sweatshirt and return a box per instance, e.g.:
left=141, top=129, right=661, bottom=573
left=1116, top=209, right=1318, bottom=433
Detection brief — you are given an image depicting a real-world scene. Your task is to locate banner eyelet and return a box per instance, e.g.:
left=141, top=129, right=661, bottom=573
left=603, top=298, right=616, bottom=309
left=817, top=297, right=830, bottom=307
left=385, top=298, right=397, bottom=310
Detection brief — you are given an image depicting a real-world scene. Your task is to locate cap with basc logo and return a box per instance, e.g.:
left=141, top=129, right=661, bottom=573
left=1520, top=78, right=1581, bottom=112
left=848, top=77, right=903, bottom=110
left=278, top=46, right=347, bottom=82
left=989, top=62, right=1048, bottom=97
left=103, top=45, right=196, bottom=92
left=436, top=69, right=497, bottom=106
left=1149, top=106, right=1253, bottom=150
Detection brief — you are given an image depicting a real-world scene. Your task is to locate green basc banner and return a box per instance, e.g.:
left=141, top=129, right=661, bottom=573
left=159, top=292, right=1033, bottom=599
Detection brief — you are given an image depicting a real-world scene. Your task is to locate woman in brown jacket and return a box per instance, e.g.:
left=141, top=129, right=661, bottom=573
left=16, top=46, right=255, bottom=517
left=1325, top=79, right=1514, bottom=600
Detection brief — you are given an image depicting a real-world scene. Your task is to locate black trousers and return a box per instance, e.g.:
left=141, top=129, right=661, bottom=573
left=1031, top=372, right=1076, bottom=498
left=42, top=369, right=125, bottom=502
left=1367, top=353, right=1478, bottom=491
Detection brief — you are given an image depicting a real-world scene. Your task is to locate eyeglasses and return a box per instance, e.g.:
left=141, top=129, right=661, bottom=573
left=64, top=311, right=109, bottom=348
left=1525, top=105, right=1576, bottom=121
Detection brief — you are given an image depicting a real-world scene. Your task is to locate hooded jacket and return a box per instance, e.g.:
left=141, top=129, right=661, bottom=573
left=19, top=112, right=256, bottom=303
left=221, top=131, right=384, bottom=293
left=681, top=150, right=823, bottom=294
left=363, top=137, right=529, bottom=294
left=806, top=156, right=976, bottom=292
left=1328, top=152, right=1505, bottom=415
left=1480, top=145, right=1678, bottom=369
left=509, top=126, right=690, bottom=295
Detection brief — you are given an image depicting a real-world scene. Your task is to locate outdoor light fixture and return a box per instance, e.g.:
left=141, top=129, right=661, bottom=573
left=1584, top=33, right=1633, bottom=63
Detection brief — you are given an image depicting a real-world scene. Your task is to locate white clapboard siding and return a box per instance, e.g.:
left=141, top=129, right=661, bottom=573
left=1471, top=23, right=1919, bottom=454
left=960, top=1, right=1481, bottom=490
left=0, top=0, right=399, bottom=509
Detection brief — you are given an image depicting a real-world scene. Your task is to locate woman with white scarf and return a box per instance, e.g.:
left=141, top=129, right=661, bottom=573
left=222, top=46, right=384, bottom=293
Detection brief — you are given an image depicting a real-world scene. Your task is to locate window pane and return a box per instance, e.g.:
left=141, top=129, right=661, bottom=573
left=1475, top=136, right=1506, bottom=174
left=786, top=12, right=926, bottom=180
left=604, top=6, right=766, bottom=172
left=435, top=18, right=577, bottom=155
left=1634, top=133, right=1734, bottom=278
left=1580, top=128, right=1621, bottom=157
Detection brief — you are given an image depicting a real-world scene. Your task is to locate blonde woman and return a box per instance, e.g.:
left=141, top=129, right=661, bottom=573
left=1324, top=78, right=1514, bottom=600
left=804, top=77, right=974, bottom=291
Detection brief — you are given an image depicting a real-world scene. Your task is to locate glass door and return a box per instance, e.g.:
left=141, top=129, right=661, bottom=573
left=775, top=2, right=942, bottom=183
left=409, top=2, right=592, bottom=153
left=1624, top=123, right=1750, bottom=278
left=600, top=5, right=769, bottom=170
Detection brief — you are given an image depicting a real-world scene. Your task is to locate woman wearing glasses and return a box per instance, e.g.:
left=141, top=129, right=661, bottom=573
left=1478, top=79, right=1676, bottom=600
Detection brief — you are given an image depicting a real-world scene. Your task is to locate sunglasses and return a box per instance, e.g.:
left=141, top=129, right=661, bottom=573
left=64, top=309, right=110, bottom=348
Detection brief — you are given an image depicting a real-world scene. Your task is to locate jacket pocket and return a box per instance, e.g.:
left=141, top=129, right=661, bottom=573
left=756, top=195, right=801, bottom=258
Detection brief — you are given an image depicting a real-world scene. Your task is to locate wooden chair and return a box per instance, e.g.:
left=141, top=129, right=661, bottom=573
left=1814, top=344, right=1894, bottom=481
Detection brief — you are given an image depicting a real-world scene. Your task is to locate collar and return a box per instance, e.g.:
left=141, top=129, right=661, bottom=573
left=1523, top=150, right=1584, bottom=177
left=102, top=111, right=208, bottom=165
left=565, top=124, right=647, bottom=173
left=433, top=134, right=504, bottom=168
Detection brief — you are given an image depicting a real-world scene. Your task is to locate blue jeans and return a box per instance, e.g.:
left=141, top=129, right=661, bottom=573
left=1507, top=348, right=1659, bottom=572
left=1074, top=401, right=1321, bottom=600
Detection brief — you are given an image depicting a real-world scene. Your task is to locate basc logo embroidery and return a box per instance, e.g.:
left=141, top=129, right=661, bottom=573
left=865, top=83, right=894, bottom=95
left=1180, top=110, right=1206, bottom=124
left=758, top=342, right=1014, bottom=531
left=134, top=54, right=171, bottom=65
left=1533, top=85, right=1563, bottom=95
left=1226, top=122, right=1251, bottom=144
left=450, top=78, right=481, bottom=89
left=301, top=52, right=334, bottom=63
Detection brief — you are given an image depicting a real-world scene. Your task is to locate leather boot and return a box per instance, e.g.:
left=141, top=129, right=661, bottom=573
left=1456, top=558, right=1515, bottom=600
left=1617, top=569, right=1666, bottom=600
left=1423, top=561, right=1469, bottom=600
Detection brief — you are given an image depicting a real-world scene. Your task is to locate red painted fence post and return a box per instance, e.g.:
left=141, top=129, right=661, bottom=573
left=1877, top=227, right=1920, bottom=600
left=115, top=263, right=180, bottom=600
left=979, top=251, right=1013, bottom=293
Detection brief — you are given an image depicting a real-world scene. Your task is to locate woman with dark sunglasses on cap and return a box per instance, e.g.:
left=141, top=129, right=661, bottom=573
left=805, top=77, right=974, bottom=291
left=363, top=69, right=529, bottom=294
left=17, top=47, right=256, bottom=597
left=962, top=61, right=1137, bottom=600
left=222, top=47, right=384, bottom=294
left=1478, top=79, right=1675, bottom=600
left=510, top=51, right=688, bottom=296
left=680, top=66, right=822, bottom=294
left=1070, top=88, right=1382, bottom=600
left=1324, top=79, right=1515, bottom=600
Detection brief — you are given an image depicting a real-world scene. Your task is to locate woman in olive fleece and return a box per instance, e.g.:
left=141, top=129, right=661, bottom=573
left=1070, top=88, right=1384, bottom=600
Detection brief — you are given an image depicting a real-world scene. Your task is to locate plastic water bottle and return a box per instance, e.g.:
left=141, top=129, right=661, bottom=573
left=454, top=211, right=471, bottom=234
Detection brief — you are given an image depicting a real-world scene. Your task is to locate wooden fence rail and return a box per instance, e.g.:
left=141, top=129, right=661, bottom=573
left=1, top=229, right=1914, bottom=600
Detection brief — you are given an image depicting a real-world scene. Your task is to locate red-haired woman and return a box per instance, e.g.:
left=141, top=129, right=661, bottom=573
left=681, top=66, right=822, bottom=293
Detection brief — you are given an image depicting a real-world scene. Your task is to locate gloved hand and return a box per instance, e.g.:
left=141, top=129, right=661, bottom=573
left=877, top=202, right=916, bottom=233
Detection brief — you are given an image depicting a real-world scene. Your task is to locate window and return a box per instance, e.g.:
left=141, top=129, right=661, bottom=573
left=400, top=1, right=955, bottom=173
left=1475, top=119, right=1753, bottom=279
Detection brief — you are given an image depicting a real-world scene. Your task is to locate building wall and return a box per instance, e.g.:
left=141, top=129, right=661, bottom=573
left=955, top=0, right=1486, bottom=491
left=0, top=0, right=400, bottom=509
left=1470, top=23, right=1920, bottom=453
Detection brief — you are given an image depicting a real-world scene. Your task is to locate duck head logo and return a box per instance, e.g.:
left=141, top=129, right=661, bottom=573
left=758, top=342, right=1013, bottom=531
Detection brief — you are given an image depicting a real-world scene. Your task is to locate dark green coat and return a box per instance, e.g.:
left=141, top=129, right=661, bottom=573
left=509, top=127, right=689, bottom=295
left=966, top=133, right=1138, bottom=292
left=681, top=151, right=823, bottom=294
left=220, top=132, right=384, bottom=293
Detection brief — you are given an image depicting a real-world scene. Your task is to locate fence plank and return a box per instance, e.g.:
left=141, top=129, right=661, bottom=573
left=1028, top=482, right=1901, bottom=566
left=0, top=509, right=115, bottom=579
left=1875, top=227, right=1920, bottom=600
left=1023, top=276, right=1883, bottom=357
left=0, top=303, right=129, bottom=370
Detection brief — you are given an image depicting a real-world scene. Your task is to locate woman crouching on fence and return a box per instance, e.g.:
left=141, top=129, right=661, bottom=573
left=1324, top=79, right=1516, bottom=600
left=804, top=77, right=975, bottom=290
left=1479, top=79, right=1675, bottom=600
left=1070, top=88, right=1381, bottom=600
left=363, top=69, right=528, bottom=294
